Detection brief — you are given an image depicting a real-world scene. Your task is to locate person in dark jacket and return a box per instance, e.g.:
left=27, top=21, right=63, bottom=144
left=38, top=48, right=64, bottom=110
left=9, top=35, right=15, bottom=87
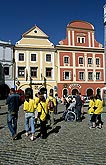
left=6, top=88, right=21, bottom=140
left=75, top=92, right=82, bottom=122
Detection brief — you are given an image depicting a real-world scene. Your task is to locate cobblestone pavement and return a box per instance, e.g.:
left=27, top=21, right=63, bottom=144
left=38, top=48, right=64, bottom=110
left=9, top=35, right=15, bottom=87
left=0, top=103, right=106, bottom=165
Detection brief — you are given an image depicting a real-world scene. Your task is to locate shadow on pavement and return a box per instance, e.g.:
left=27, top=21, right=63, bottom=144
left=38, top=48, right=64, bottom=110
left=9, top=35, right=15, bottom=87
left=0, top=112, right=8, bottom=115
left=16, top=130, right=26, bottom=140
left=0, top=126, right=5, bottom=129
left=47, top=126, right=61, bottom=136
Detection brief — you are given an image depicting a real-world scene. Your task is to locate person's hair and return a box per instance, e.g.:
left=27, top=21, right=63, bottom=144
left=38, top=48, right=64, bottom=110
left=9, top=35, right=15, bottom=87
left=39, top=95, right=46, bottom=102
left=35, top=93, right=38, bottom=97
left=90, top=95, right=94, bottom=100
left=25, top=94, right=31, bottom=102
left=55, top=93, right=58, bottom=97
left=10, top=88, right=15, bottom=93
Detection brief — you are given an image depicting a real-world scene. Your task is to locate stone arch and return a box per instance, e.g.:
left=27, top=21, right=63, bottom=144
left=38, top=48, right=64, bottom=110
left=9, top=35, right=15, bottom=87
left=72, top=88, right=79, bottom=95
left=86, top=88, right=93, bottom=97
left=62, top=88, right=68, bottom=97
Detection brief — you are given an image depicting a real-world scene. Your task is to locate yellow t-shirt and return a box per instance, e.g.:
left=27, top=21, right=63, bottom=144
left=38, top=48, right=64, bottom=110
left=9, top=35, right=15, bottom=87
left=94, top=99, right=103, bottom=114
left=23, top=99, right=35, bottom=113
left=34, top=96, right=40, bottom=109
left=37, top=101, right=48, bottom=121
left=88, top=99, right=95, bottom=114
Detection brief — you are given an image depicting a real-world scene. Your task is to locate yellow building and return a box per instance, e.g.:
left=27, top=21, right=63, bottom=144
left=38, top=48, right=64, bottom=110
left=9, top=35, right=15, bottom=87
left=14, top=25, right=58, bottom=97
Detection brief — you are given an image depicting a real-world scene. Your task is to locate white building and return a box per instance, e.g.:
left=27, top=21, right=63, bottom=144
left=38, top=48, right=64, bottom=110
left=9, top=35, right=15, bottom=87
left=0, top=40, right=14, bottom=99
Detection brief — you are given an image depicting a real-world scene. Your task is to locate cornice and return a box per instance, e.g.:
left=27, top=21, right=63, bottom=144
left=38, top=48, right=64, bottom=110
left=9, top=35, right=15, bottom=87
left=55, top=45, right=104, bottom=53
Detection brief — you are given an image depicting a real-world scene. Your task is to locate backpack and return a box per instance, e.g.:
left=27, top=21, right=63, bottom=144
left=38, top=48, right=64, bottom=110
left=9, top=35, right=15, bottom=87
left=48, top=99, right=54, bottom=109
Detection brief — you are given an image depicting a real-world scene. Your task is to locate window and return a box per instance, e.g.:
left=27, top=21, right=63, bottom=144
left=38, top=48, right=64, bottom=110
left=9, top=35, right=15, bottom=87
left=31, top=54, right=36, bottom=61
left=63, top=71, right=71, bottom=80
left=96, top=72, right=100, bottom=80
left=96, top=58, right=100, bottom=65
left=19, top=53, right=24, bottom=61
left=18, top=67, right=25, bottom=77
left=88, top=72, right=93, bottom=80
left=4, top=67, right=9, bottom=75
left=30, top=67, right=37, bottom=77
left=79, top=57, right=83, bottom=64
left=77, top=37, right=85, bottom=43
left=46, top=54, right=51, bottom=62
left=79, top=72, right=84, bottom=80
left=64, top=57, right=69, bottom=64
left=88, top=58, right=92, bottom=64
left=46, top=68, right=52, bottom=77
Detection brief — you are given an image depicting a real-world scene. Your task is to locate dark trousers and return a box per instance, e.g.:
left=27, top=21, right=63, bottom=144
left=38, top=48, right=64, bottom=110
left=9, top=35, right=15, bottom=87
left=75, top=106, right=82, bottom=120
left=91, top=114, right=102, bottom=124
left=7, top=113, right=18, bottom=137
left=40, top=120, right=47, bottom=138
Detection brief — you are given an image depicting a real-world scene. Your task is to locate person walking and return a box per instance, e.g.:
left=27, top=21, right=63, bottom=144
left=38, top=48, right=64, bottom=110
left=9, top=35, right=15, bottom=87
left=46, top=93, right=56, bottom=126
left=37, top=95, right=48, bottom=139
left=90, top=95, right=103, bottom=129
left=23, top=94, right=36, bottom=141
left=88, top=95, right=95, bottom=126
left=6, top=88, right=21, bottom=140
left=54, top=93, right=58, bottom=115
left=34, top=92, right=40, bottom=126
left=75, top=92, right=82, bottom=122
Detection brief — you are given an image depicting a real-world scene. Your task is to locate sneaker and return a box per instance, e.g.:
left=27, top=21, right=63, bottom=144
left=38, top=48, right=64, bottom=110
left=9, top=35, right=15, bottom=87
left=89, top=126, right=96, bottom=129
left=25, top=132, right=29, bottom=137
left=30, top=136, right=35, bottom=141
left=12, top=134, right=17, bottom=140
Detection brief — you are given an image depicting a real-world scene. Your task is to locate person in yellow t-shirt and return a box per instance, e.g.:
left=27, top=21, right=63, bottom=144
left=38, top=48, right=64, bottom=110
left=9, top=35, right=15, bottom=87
left=88, top=95, right=95, bottom=126
left=23, top=94, right=36, bottom=141
left=37, top=95, right=48, bottom=139
left=90, top=95, right=103, bottom=129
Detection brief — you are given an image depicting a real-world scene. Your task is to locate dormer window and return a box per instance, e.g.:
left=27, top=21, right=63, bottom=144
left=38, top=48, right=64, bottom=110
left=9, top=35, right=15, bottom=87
left=77, top=37, right=85, bottom=43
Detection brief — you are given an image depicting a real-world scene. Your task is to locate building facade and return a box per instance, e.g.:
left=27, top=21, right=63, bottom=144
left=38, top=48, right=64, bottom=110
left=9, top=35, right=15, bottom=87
left=0, top=40, right=14, bottom=99
left=14, top=25, right=57, bottom=98
left=55, top=20, right=104, bottom=98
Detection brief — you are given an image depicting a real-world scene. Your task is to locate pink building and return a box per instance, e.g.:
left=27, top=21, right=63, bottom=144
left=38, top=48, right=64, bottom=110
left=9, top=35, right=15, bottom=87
left=55, top=20, right=104, bottom=98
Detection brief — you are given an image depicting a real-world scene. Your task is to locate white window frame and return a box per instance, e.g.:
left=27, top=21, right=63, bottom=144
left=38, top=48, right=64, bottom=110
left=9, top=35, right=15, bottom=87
left=88, top=72, right=93, bottom=80
left=19, top=53, right=25, bottom=62
left=64, top=56, right=69, bottom=64
left=46, top=54, right=51, bottom=62
left=63, top=71, right=71, bottom=80
left=88, top=58, right=92, bottom=65
left=96, top=72, right=101, bottom=80
left=77, top=37, right=85, bottom=43
left=79, top=72, right=85, bottom=80
left=30, top=53, right=37, bottom=62
left=96, top=58, right=100, bottom=65
left=79, top=57, right=84, bottom=65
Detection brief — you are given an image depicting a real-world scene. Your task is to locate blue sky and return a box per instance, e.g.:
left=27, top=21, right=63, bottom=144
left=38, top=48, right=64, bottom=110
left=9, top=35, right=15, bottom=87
left=0, top=0, right=106, bottom=47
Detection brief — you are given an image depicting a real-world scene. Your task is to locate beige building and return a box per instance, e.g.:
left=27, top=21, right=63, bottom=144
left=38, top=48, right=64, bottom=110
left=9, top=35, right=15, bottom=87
left=14, top=25, right=58, bottom=97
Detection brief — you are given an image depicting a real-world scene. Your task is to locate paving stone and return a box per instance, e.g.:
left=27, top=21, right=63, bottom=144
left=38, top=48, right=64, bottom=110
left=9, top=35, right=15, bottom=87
left=0, top=103, right=106, bottom=164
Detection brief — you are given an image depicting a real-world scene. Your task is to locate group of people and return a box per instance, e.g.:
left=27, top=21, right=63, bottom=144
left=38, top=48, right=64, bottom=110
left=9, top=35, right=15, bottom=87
left=63, top=92, right=83, bottom=122
left=6, top=88, right=57, bottom=141
left=5, top=88, right=104, bottom=141
left=88, top=94, right=103, bottom=129
left=62, top=92, right=103, bottom=128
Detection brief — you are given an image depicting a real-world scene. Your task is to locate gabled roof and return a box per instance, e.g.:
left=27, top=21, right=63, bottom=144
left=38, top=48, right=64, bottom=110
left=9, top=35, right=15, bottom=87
left=67, top=20, right=94, bottom=31
left=22, top=25, right=49, bottom=39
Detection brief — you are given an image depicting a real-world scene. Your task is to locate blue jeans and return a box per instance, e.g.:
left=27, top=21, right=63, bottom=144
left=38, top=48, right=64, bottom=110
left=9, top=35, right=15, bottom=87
left=25, top=112, right=35, bottom=133
left=7, top=113, right=18, bottom=137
